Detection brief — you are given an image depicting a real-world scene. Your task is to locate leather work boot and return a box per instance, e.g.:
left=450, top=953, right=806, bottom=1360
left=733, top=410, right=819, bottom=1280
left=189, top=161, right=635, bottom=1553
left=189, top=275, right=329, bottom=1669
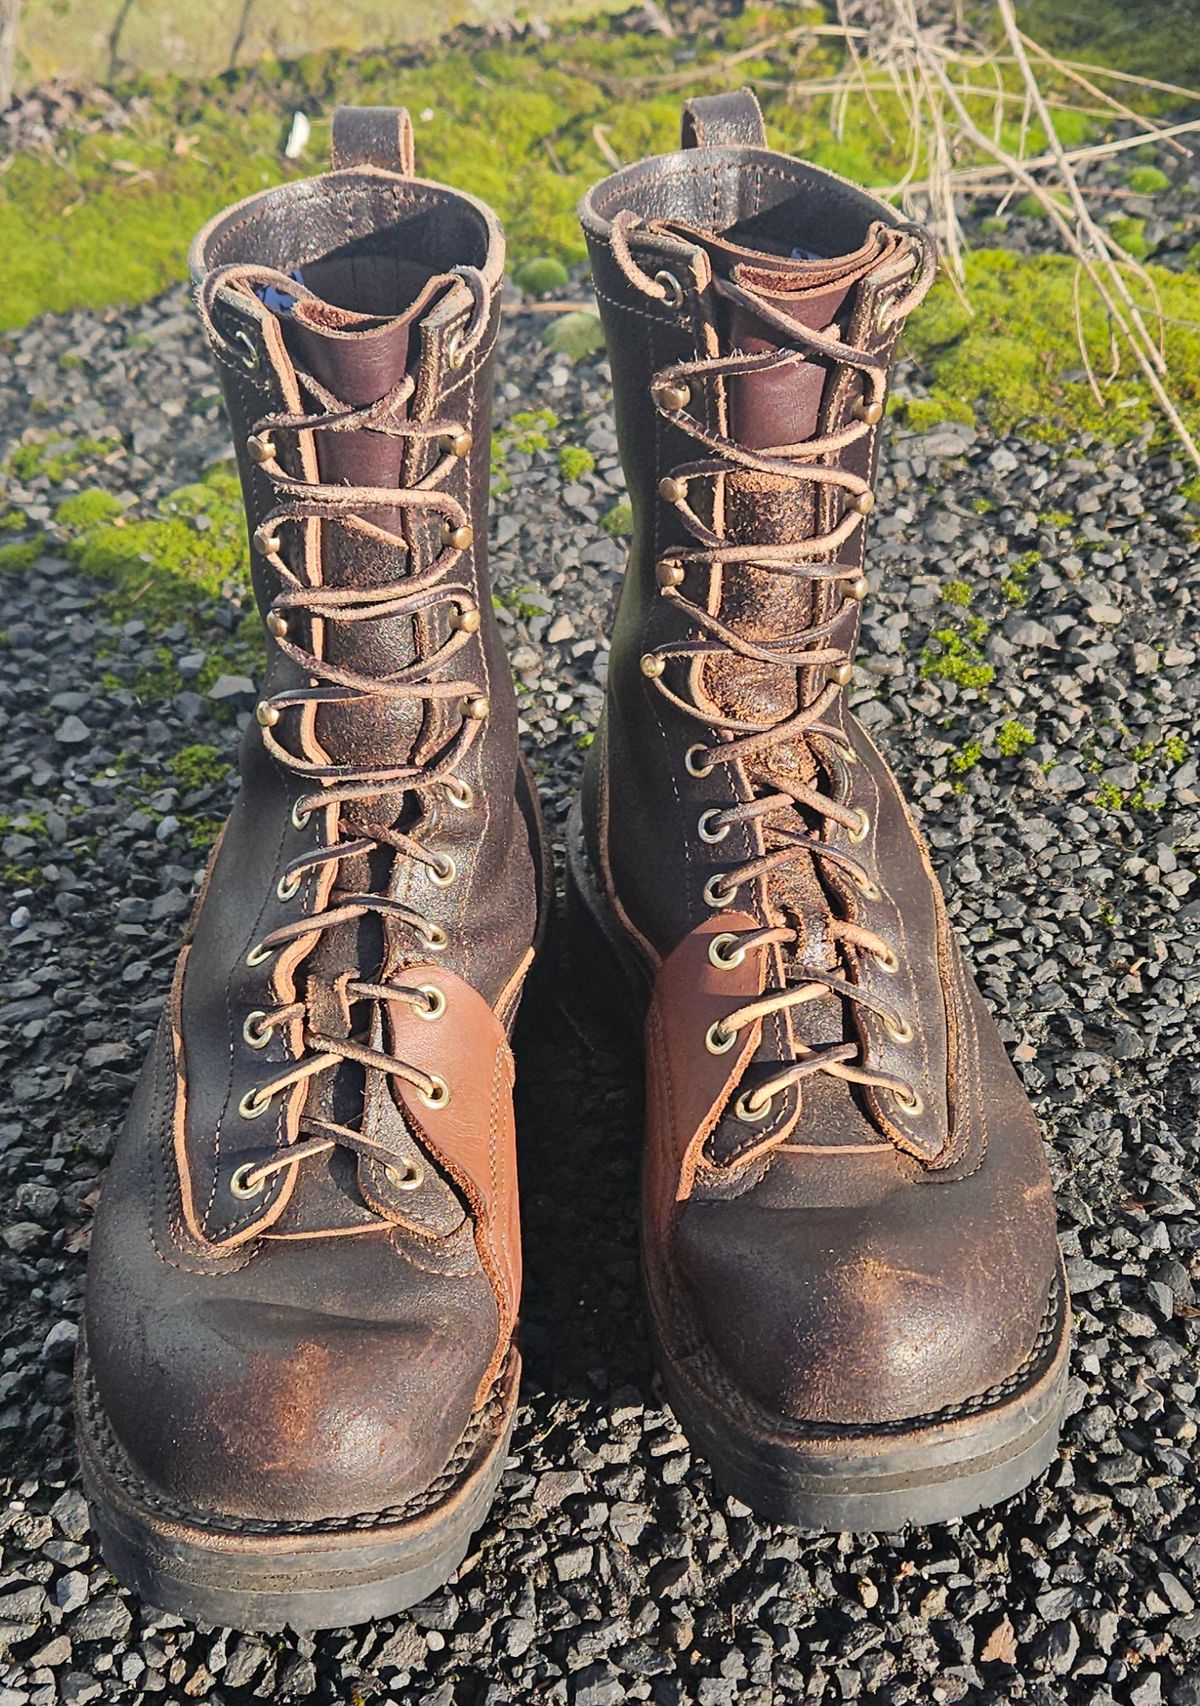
left=566, top=91, right=1069, bottom=1530
left=76, top=108, right=548, bottom=1628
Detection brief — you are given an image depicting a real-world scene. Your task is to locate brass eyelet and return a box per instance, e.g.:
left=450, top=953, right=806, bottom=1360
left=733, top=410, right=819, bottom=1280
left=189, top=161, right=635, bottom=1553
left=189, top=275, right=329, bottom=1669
left=415, top=984, right=446, bottom=1021
left=445, top=327, right=468, bottom=371
left=459, top=694, right=490, bottom=722
left=238, top=1086, right=273, bottom=1121
left=253, top=523, right=281, bottom=557
left=640, top=653, right=665, bottom=679
left=697, top=808, right=730, bottom=845
left=873, top=944, right=900, bottom=975
left=419, top=920, right=449, bottom=952
left=230, top=1161, right=266, bottom=1198
left=853, top=490, right=875, bottom=516
left=419, top=1074, right=451, bottom=1109
left=450, top=603, right=481, bottom=634
left=657, top=561, right=686, bottom=589
left=734, top=1088, right=774, bottom=1124
left=245, top=940, right=274, bottom=968
left=891, top=1084, right=924, bottom=1116
left=705, top=1019, right=737, bottom=1055
left=276, top=870, right=302, bottom=902
left=440, top=428, right=473, bottom=458
left=384, top=1158, right=424, bottom=1191
left=442, top=777, right=474, bottom=810
left=883, top=1012, right=914, bottom=1045
left=848, top=807, right=871, bottom=844
left=708, top=932, right=747, bottom=970
left=703, top=873, right=737, bottom=910
left=428, top=854, right=457, bottom=888
left=655, top=271, right=685, bottom=309
left=266, top=612, right=289, bottom=640
left=847, top=575, right=869, bottom=603
left=242, top=1010, right=272, bottom=1050
left=651, top=378, right=691, bottom=412
left=852, top=869, right=881, bottom=901
left=851, top=397, right=884, bottom=426
left=256, top=700, right=280, bottom=728
left=685, top=743, right=714, bottom=778
left=443, top=522, right=474, bottom=552
left=232, top=330, right=260, bottom=373
left=248, top=432, right=276, bottom=466
left=291, top=800, right=312, bottom=830
left=658, top=475, right=688, bottom=504
left=827, top=660, right=853, bottom=688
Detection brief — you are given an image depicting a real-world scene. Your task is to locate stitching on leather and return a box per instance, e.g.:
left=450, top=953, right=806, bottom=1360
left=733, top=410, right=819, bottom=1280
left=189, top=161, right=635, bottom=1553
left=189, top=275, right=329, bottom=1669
left=657, top=1258, right=1066, bottom=1443
left=78, top=1344, right=514, bottom=1535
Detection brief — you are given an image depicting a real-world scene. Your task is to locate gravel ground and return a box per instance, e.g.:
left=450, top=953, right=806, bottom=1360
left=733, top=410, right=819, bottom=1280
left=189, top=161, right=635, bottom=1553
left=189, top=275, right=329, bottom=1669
left=0, top=262, right=1198, bottom=1706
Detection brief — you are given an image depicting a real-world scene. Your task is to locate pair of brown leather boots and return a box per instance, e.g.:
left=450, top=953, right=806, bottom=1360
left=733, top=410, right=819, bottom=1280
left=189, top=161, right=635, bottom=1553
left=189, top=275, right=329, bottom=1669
left=77, top=95, right=1069, bottom=1631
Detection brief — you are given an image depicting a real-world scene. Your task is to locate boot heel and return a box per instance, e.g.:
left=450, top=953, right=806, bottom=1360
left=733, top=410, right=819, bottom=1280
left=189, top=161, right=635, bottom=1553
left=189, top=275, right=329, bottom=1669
left=561, top=803, right=649, bottom=1056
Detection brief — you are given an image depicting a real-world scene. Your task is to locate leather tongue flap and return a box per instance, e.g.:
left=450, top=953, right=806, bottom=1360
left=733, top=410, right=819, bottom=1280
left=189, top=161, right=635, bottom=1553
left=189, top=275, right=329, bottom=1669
left=271, top=271, right=454, bottom=835
left=666, top=222, right=896, bottom=973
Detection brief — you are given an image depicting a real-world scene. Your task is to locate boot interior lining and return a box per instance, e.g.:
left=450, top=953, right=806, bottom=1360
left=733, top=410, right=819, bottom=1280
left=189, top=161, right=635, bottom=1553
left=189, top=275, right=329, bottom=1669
left=590, top=152, right=894, bottom=261
left=200, top=179, right=492, bottom=316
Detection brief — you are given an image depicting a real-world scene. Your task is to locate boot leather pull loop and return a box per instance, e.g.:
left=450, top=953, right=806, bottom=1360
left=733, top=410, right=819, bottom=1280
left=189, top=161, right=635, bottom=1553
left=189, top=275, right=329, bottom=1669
left=331, top=106, right=415, bottom=176
left=680, top=89, right=767, bottom=150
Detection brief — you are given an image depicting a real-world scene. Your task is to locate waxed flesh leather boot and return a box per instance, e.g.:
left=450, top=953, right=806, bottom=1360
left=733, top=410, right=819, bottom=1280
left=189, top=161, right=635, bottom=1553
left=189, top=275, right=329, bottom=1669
left=566, top=90, right=1069, bottom=1530
left=76, top=107, right=548, bottom=1628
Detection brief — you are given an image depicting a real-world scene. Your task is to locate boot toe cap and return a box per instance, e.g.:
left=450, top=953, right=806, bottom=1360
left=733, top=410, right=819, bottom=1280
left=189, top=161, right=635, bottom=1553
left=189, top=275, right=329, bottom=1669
left=673, top=1184, right=1058, bottom=1429
left=84, top=1236, right=499, bottom=1526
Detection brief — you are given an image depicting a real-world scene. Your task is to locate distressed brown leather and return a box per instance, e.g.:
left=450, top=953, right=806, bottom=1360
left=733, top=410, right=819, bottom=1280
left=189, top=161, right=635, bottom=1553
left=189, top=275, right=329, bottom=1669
left=579, top=92, right=1063, bottom=1429
left=81, top=110, right=541, bottom=1526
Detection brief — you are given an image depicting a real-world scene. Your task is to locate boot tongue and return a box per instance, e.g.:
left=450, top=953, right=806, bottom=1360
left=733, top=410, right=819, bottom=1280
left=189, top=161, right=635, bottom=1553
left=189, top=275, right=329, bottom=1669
left=663, top=221, right=893, bottom=970
left=259, top=272, right=456, bottom=835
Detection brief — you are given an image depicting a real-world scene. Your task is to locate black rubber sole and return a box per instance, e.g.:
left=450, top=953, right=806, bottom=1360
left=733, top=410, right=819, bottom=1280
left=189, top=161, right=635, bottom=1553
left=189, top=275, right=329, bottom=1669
left=563, top=801, right=1070, bottom=1532
left=76, top=1331, right=520, bottom=1631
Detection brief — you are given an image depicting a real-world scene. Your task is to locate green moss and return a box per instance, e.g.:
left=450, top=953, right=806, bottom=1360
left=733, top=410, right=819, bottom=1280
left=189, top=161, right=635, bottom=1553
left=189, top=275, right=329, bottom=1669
left=5, top=434, right=122, bottom=484
left=996, top=719, right=1035, bottom=758
left=505, top=409, right=559, bottom=456
left=542, top=310, right=606, bottom=362
left=0, top=540, right=41, bottom=573
left=169, top=744, right=232, bottom=790
left=0, top=4, right=1115, bottom=336
left=942, top=579, right=971, bottom=607
left=1015, top=0, right=1200, bottom=99
left=950, top=740, right=982, bottom=774
left=1126, top=165, right=1170, bottom=195
left=895, top=395, right=974, bottom=433
left=58, top=464, right=249, bottom=618
left=559, top=445, right=596, bottom=481
left=1108, top=216, right=1151, bottom=261
left=1095, top=781, right=1127, bottom=811
left=514, top=256, right=570, bottom=296
left=1163, top=734, right=1189, bottom=765
left=56, top=489, right=125, bottom=530
left=907, top=250, right=1200, bottom=446
left=920, top=625, right=994, bottom=692
left=601, top=498, right=633, bottom=539
left=1001, top=549, right=1039, bottom=605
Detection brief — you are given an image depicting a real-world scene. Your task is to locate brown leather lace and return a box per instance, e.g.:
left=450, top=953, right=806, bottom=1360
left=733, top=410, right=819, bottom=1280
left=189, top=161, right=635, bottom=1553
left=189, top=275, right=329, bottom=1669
left=197, top=265, right=489, bottom=1199
left=614, top=224, right=936, bottom=1134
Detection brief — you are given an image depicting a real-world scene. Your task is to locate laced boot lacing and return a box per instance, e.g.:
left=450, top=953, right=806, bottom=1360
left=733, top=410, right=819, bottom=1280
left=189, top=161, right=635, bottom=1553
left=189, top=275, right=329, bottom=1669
left=199, top=264, right=490, bottom=1204
left=613, top=220, right=936, bottom=1139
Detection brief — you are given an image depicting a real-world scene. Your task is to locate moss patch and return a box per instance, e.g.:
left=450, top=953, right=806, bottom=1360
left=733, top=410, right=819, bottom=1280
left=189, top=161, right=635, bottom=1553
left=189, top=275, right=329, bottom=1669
left=57, top=465, right=250, bottom=617
left=905, top=250, right=1200, bottom=447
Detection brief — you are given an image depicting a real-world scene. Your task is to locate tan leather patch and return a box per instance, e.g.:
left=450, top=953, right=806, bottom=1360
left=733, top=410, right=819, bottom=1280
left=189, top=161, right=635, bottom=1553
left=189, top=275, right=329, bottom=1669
left=387, top=968, right=520, bottom=1375
left=644, top=910, right=765, bottom=1247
